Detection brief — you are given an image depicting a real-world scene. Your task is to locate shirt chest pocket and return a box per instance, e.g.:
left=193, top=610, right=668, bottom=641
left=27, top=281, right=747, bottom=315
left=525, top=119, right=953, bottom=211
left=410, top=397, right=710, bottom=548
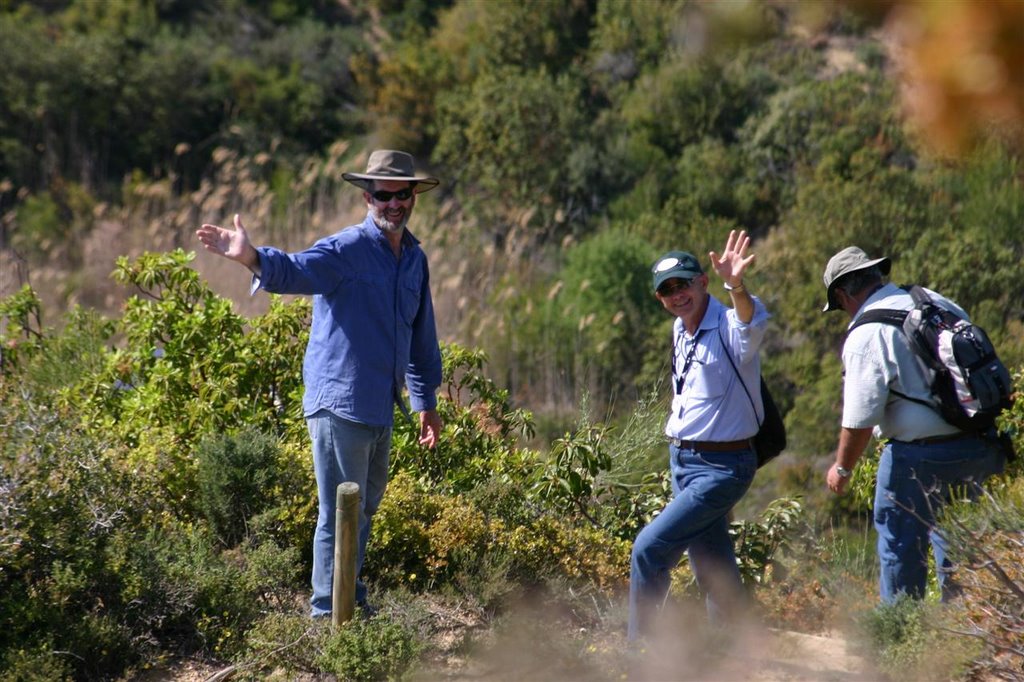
left=399, top=278, right=421, bottom=325
left=684, top=359, right=729, bottom=399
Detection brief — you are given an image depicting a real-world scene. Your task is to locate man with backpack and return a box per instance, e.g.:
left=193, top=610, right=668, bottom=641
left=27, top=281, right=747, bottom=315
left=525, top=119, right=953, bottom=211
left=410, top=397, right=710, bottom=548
left=822, top=246, right=1009, bottom=603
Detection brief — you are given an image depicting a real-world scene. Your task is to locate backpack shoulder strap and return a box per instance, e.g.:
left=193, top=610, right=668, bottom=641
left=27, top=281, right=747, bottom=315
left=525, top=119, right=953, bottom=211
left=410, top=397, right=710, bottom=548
left=906, top=284, right=932, bottom=307
left=844, top=290, right=939, bottom=411
left=847, top=308, right=908, bottom=335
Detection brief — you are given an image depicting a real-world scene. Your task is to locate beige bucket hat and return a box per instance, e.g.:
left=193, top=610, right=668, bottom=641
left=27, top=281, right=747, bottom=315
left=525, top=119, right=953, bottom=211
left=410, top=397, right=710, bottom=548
left=822, top=246, right=891, bottom=312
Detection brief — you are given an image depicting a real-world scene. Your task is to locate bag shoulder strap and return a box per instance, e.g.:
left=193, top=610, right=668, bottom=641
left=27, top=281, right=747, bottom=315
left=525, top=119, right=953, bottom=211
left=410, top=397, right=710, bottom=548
left=847, top=308, right=908, bottom=334
left=843, top=288, right=938, bottom=411
left=906, top=284, right=932, bottom=307
left=716, top=326, right=761, bottom=427
left=846, top=284, right=938, bottom=335
left=672, top=325, right=706, bottom=395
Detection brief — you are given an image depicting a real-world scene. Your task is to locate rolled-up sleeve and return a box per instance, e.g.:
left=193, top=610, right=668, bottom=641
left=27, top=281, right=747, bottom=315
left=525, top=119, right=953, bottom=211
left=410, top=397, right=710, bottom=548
left=251, top=243, right=345, bottom=296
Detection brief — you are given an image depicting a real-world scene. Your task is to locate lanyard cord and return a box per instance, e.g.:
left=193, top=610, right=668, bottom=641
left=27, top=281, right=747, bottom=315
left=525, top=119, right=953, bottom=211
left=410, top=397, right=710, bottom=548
left=673, top=328, right=704, bottom=395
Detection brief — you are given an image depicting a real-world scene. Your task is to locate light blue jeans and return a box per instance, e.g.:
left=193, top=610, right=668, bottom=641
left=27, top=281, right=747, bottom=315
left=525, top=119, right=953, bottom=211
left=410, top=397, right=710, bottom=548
left=628, top=445, right=756, bottom=640
left=875, top=435, right=1005, bottom=603
left=308, top=409, right=392, bottom=617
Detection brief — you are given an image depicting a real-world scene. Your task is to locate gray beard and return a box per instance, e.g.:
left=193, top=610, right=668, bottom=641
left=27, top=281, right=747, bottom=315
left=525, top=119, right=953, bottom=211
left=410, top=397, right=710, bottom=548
left=370, top=208, right=408, bottom=234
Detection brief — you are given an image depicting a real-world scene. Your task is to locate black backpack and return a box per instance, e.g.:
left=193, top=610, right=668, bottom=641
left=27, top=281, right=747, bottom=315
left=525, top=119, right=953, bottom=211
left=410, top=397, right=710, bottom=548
left=848, top=285, right=1013, bottom=432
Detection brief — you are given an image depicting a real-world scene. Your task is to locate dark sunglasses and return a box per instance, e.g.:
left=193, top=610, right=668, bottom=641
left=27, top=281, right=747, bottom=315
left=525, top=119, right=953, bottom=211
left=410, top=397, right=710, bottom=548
left=370, top=187, right=414, bottom=202
left=658, top=279, right=694, bottom=297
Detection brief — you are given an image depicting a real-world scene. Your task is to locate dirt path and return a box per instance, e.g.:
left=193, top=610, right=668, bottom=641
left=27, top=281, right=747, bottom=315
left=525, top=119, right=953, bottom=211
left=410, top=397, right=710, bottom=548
left=613, top=627, right=877, bottom=682
left=142, top=622, right=880, bottom=675
left=744, top=629, right=876, bottom=681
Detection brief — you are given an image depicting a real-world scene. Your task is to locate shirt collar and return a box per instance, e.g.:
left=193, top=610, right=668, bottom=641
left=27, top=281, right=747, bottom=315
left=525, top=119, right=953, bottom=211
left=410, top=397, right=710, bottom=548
left=676, top=294, right=724, bottom=337
left=360, top=213, right=421, bottom=250
left=697, top=295, right=725, bottom=332
left=848, top=282, right=901, bottom=328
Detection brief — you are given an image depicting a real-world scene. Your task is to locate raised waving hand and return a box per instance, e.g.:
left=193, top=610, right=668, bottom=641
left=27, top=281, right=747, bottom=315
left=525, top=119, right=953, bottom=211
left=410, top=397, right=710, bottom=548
left=709, top=229, right=755, bottom=289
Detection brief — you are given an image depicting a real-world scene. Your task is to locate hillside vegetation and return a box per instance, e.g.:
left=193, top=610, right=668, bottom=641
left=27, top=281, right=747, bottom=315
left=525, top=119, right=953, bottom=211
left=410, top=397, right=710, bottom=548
left=1, top=1, right=1023, bottom=680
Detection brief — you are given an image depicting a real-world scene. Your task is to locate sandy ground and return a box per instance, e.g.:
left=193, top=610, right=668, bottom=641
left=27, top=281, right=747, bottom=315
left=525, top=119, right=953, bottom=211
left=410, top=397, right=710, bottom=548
left=740, top=629, right=876, bottom=681
left=134, top=625, right=876, bottom=682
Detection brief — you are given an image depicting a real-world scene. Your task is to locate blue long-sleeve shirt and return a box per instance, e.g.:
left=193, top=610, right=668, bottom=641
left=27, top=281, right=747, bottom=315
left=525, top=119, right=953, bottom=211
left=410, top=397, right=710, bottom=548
left=252, top=214, right=442, bottom=426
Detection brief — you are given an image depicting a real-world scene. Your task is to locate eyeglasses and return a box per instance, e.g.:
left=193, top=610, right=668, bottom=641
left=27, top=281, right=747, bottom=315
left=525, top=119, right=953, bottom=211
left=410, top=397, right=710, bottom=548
left=370, top=187, right=414, bottom=202
left=658, top=279, right=694, bottom=297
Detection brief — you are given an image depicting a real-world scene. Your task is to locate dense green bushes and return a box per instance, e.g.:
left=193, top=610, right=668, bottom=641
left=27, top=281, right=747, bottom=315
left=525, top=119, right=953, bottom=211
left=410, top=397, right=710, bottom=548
left=5, top=0, right=1022, bottom=474
left=1, top=251, right=809, bottom=679
left=0, top=1, right=363, bottom=197
left=0, top=395, right=301, bottom=680
left=2, top=1, right=1023, bottom=678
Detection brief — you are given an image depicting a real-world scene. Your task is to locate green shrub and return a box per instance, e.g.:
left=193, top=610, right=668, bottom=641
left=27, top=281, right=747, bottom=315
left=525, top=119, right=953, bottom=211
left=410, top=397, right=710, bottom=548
left=937, top=476, right=1024, bottom=679
left=11, top=192, right=64, bottom=258
left=0, top=398, right=147, bottom=680
left=0, top=641, right=73, bottom=682
left=501, top=516, right=631, bottom=592
left=317, top=616, right=422, bottom=682
left=364, top=470, right=438, bottom=591
left=731, top=497, right=804, bottom=586
left=860, top=596, right=927, bottom=668
left=857, top=596, right=974, bottom=680
left=233, top=612, right=321, bottom=680
left=196, top=426, right=281, bottom=547
left=0, top=390, right=302, bottom=677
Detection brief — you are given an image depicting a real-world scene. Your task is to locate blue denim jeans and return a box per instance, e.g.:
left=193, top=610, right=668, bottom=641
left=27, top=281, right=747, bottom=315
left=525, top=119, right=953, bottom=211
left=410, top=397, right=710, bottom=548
left=308, top=409, right=392, bottom=617
left=628, top=445, right=756, bottom=640
left=875, top=435, right=1005, bottom=603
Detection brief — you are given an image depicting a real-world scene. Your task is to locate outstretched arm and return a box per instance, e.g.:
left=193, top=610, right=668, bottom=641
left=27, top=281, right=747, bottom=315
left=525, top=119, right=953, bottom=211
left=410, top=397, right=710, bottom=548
left=709, top=229, right=756, bottom=323
left=196, top=214, right=261, bottom=274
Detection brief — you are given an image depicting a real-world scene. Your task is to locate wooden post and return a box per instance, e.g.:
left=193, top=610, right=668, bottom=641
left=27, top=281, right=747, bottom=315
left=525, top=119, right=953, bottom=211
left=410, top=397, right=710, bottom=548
left=332, top=482, right=360, bottom=627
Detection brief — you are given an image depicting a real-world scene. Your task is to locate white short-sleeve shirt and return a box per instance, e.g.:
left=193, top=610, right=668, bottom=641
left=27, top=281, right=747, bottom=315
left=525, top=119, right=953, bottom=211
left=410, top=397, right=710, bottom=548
left=841, top=283, right=966, bottom=441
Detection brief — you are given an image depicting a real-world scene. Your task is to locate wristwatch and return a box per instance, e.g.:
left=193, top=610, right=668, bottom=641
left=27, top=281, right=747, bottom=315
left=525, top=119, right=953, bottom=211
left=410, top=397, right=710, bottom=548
left=835, top=465, right=852, bottom=478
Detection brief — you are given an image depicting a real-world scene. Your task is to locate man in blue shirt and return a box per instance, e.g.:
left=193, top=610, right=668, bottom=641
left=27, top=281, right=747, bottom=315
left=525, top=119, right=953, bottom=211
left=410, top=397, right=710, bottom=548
left=196, top=149, right=443, bottom=618
left=629, top=230, right=769, bottom=641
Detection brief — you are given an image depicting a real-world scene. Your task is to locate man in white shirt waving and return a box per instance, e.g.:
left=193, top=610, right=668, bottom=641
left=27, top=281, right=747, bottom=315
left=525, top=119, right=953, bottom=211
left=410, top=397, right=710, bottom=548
left=628, top=230, right=769, bottom=641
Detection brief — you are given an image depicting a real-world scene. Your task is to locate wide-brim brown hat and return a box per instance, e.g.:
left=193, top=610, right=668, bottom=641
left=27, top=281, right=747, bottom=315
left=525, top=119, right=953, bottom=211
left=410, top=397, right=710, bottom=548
left=342, top=149, right=439, bottom=193
left=822, top=246, right=891, bottom=312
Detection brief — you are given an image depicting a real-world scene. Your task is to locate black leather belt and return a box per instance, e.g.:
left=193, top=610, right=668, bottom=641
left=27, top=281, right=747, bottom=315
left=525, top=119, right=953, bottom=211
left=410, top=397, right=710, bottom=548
left=909, top=432, right=971, bottom=445
left=669, top=438, right=752, bottom=452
